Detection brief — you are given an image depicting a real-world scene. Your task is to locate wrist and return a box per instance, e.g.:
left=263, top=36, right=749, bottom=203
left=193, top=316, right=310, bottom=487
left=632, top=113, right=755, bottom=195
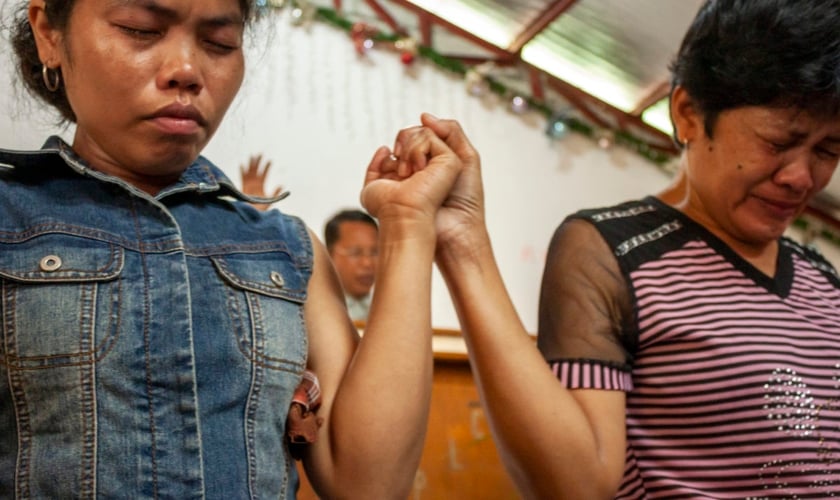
left=436, top=224, right=494, bottom=271
left=376, top=215, right=437, bottom=252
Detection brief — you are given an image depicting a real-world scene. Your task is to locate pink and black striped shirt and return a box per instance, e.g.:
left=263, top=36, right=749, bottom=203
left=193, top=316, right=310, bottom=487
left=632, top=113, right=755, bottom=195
left=547, top=196, right=840, bottom=498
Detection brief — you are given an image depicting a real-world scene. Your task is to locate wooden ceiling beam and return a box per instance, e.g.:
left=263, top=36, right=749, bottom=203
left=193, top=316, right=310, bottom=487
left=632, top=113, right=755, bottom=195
left=386, top=1, right=677, bottom=154
left=439, top=55, right=516, bottom=66
left=418, top=13, right=433, bottom=46
left=529, top=66, right=545, bottom=102
left=364, top=0, right=405, bottom=35
left=386, top=0, right=515, bottom=61
left=543, top=74, right=610, bottom=128
left=508, top=0, right=578, bottom=55
left=544, top=71, right=678, bottom=152
left=630, top=80, right=671, bottom=116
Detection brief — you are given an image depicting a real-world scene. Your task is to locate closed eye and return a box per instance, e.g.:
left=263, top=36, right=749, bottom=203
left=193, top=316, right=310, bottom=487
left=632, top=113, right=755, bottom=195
left=769, top=140, right=795, bottom=152
left=816, top=147, right=840, bottom=160
left=116, top=24, right=160, bottom=40
left=204, top=38, right=240, bottom=54
left=201, top=24, right=243, bottom=54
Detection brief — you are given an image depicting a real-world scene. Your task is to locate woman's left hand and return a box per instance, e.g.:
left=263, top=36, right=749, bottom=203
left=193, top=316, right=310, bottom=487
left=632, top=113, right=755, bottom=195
left=361, top=115, right=464, bottom=227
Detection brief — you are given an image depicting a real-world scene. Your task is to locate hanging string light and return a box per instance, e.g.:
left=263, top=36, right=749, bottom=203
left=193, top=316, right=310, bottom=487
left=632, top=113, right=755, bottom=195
left=545, top=114, right=569, bottom=140
left=595, top=129, right=615, bottom=150
left=509, top=95, right=529, bottom=114
left=463, top=69, right=487, bottom=96
left=350, top=22, right=378, bottom=55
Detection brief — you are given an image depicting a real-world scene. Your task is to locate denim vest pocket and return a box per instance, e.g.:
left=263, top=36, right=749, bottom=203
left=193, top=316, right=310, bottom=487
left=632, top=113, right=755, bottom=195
left=211, top=252, right=307, bottom=373
left=209, top=252, right=308, bottom=499
left=0, top=233, right=124, bottom=369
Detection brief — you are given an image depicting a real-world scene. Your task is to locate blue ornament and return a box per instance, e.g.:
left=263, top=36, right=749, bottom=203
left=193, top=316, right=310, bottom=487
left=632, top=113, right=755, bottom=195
left=546, top=117, right=568, bottom=139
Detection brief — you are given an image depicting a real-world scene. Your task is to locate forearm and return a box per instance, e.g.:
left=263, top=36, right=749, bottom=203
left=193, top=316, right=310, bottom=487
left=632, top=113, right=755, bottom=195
left=436, top=231, right=623, bottom=499
left=326, top=220, right=436, bottom=496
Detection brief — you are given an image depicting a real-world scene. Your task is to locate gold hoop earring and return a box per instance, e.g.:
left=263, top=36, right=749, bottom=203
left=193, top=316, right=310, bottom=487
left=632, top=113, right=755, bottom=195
left=42, top=64, right=60, bottom=92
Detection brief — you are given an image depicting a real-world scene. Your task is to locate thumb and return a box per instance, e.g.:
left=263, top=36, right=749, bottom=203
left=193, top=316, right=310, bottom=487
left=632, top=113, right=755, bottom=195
left=420, top=113, right=479, bottom=165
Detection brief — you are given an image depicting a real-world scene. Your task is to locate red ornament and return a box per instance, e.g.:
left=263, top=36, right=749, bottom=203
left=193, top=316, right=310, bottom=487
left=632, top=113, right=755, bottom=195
left=395, top=37, right=418, bottom=65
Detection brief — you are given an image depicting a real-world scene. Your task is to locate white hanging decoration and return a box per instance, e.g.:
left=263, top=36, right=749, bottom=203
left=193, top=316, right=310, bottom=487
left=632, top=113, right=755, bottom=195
left=464, top=69, right=488, bottom=96
left=595, top=128, right=615, bottom=149
left=509, top=95, right=529, bottom=114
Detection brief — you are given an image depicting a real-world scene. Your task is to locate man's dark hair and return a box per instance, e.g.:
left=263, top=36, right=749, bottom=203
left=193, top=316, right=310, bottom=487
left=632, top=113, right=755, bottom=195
left=324, top=209, right=378, bottom=252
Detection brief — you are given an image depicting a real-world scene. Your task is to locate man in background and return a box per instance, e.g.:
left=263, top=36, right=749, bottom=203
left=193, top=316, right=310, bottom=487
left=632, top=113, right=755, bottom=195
left=324, top=209, right=379, bottom=322
left=238, top=157, right=378, bottom=321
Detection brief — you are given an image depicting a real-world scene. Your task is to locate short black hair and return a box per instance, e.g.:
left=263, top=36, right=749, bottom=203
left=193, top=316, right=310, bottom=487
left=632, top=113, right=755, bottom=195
left=670, top=0, right=840, bottom=139
left=324, top=209, right=378, bottom=252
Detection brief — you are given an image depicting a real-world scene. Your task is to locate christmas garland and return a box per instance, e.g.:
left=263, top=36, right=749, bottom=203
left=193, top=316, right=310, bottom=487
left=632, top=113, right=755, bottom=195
left=260, top=1, right=840, bottom=249
left=260, top=3, right=675, bottom=165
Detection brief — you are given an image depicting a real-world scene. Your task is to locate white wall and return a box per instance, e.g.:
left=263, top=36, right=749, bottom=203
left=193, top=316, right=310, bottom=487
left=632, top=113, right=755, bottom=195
left=207, top=19, right=674, bottom=332
left=3, top=14, right=838, bottom=332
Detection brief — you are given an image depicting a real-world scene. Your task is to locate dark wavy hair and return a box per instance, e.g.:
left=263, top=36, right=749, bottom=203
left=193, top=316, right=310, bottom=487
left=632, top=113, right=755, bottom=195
left=10, top=0, right=255, bottom=123
left=670, top=0, right=840, bottom=140
left=324, top=209, right=378, bottom=252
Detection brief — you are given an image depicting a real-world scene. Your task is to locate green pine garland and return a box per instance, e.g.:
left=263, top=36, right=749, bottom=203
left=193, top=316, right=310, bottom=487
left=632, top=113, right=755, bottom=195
left=308, top=6, right=673, bottom=165
left=268, top=3, right=840, bottom=249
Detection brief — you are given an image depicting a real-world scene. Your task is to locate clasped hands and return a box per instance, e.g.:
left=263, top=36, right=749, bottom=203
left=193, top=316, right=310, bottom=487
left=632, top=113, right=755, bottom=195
left=361, top=113, right=484, bottom=243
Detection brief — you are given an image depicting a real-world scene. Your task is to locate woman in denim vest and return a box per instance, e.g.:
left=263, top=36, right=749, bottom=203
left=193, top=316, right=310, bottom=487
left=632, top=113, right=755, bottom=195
left=0, top=1, right=466, bottom=498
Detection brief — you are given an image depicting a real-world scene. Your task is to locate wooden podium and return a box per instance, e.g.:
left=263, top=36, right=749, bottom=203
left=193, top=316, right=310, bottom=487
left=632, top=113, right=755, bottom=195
left=295, top=328, right=519, bottom=499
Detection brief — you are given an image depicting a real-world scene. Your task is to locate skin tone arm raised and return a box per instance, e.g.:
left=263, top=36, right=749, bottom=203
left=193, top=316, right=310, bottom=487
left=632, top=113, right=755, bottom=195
left=297, top=117, right=465, bottom=498
left=425, top=115, right=628, bottom=499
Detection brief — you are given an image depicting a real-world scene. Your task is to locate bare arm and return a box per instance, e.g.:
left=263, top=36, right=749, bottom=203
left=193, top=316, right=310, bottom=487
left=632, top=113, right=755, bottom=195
left=426, top=116, right=628, bottom=499
left=301, top=126, right=464, bottom=498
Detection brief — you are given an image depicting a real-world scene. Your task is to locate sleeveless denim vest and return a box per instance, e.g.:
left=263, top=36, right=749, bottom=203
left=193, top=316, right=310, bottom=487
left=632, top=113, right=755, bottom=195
left=0, top=137, right=312, bottom=499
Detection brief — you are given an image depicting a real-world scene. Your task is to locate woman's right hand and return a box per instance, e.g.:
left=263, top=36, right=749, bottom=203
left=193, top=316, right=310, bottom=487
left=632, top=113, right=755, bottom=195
left=239, top=154, right=282, bottom=210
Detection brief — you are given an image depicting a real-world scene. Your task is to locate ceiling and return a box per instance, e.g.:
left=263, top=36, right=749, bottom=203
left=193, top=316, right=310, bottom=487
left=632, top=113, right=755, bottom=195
left=305, top=0, right=840, bottom=225
left=316, top=0, right=703, bottom=153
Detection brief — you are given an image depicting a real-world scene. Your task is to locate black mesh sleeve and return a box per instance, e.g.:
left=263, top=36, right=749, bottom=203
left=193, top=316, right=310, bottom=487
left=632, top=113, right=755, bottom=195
left=537, top=218, right=635, bottom=368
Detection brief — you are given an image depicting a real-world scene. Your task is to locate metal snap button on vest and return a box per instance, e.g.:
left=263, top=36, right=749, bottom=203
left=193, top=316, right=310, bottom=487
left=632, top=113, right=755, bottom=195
left=270, top=271, right=284, bottom=287
left=40, top=255, right=62, bottom=272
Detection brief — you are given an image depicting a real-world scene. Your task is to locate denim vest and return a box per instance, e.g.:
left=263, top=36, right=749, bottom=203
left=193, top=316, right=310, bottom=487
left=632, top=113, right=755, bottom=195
left=0, top=137, right=312, bottom=499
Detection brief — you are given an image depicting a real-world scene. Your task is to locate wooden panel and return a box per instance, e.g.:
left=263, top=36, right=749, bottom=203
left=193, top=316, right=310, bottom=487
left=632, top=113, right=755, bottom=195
left=294, top=356, right=518, bottom=499
left=412, top=359, right=519, bottom=499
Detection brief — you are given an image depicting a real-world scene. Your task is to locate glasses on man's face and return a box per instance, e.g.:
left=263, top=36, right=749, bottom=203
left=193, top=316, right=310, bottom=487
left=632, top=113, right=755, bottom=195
left=333, top=247, right=379, bottom=259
